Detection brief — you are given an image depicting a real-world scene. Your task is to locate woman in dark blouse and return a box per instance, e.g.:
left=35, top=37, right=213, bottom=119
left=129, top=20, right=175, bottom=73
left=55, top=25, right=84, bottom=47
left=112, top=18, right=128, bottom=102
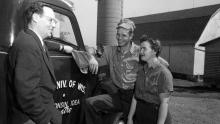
left=127, top=35, right=173, bottom=124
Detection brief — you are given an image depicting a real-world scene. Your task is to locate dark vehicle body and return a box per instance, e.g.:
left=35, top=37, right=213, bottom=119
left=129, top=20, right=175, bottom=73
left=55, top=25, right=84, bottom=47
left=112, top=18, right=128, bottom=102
left=0, top=0, right=99, bottom=124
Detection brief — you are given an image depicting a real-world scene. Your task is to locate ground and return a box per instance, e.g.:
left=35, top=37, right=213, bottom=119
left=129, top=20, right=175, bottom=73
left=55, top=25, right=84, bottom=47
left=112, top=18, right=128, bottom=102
left=170, top=79, right=220, bottom=124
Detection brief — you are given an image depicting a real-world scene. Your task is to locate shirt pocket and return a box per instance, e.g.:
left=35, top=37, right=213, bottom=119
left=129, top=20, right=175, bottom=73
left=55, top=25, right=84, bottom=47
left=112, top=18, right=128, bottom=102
left=148, top=75, right=159, bottom=94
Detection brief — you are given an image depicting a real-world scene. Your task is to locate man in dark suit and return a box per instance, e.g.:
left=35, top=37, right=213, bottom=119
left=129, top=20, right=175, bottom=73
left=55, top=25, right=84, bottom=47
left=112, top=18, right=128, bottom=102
left=8, top=2, right=62, bottom=124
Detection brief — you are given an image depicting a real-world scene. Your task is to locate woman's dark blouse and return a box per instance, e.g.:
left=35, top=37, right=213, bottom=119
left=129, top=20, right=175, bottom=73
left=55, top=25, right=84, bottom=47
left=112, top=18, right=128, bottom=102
left=134, top=62, right=173, bottom=105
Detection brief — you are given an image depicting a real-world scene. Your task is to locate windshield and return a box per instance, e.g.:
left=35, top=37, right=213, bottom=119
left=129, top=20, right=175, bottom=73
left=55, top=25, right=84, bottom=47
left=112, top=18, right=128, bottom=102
left=52, top=12, right=77, bottom=46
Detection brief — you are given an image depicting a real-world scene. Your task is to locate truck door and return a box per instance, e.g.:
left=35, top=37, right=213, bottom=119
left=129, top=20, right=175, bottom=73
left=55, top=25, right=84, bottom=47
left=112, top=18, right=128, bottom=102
left=43, top=3, right=98, bottom=124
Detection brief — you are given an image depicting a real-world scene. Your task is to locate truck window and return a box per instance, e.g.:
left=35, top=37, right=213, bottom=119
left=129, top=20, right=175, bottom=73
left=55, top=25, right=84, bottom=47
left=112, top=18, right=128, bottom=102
left=52, top=12, right=77, bottom=46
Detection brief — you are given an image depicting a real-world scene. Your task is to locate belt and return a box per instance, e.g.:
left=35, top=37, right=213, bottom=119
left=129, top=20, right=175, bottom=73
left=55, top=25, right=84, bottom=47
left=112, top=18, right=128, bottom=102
left=136, top=98, right=159, bottom=107
left=118, top=88, right=134, bottom=93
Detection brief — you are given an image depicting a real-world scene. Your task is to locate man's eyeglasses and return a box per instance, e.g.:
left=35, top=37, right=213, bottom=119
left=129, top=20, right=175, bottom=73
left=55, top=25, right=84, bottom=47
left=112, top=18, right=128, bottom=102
left=42, top=15, right=58, bottom=24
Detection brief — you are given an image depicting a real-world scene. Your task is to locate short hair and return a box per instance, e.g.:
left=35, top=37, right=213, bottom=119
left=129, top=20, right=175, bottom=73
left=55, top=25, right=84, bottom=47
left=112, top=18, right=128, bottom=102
left=140, top=34, right=162, bottom=57
left=23, top=2, right=45, bottom=26
left=117, top=19, right=136, bottom=34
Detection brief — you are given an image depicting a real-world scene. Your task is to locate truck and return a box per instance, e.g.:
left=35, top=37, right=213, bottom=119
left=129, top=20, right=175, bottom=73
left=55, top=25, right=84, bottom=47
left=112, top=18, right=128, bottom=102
left=0, top=0, right=121, bottom=124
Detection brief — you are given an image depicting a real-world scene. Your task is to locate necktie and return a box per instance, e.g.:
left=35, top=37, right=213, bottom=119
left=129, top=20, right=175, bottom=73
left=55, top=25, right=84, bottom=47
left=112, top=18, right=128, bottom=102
left=44, top=46, right=50, bottom=59
left=42, top=43, right=50, bottom=59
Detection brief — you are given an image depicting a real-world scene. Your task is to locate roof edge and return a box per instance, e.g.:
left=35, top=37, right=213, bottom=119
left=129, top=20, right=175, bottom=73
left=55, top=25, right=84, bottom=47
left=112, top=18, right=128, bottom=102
left=130, top=4, right=220, bottom=24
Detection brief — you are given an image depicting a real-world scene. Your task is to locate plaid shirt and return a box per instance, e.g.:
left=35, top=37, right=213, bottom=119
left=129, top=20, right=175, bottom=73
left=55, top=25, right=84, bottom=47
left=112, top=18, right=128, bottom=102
left=98, top=42, right=140, bottom=90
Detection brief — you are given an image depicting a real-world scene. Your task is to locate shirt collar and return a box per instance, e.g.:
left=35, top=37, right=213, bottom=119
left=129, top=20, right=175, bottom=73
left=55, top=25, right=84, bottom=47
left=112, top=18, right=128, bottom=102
left=117, top=42, right=139, bottom=54
left=144, top=59, right=161, bottom=70
left=29, top=28, right=44, bottom=47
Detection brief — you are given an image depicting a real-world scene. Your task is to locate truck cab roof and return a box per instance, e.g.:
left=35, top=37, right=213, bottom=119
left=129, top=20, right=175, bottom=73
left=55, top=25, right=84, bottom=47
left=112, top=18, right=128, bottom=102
left=21, top=0, right=73, bottom=13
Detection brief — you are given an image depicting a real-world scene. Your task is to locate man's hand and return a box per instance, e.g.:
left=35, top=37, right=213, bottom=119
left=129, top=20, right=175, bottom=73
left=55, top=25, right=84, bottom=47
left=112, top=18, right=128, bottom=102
left=63, top=45, right=74, bottom=53
left=89, top=55, right=98, bottom=74
left=85, top=45, right=96, bottom=55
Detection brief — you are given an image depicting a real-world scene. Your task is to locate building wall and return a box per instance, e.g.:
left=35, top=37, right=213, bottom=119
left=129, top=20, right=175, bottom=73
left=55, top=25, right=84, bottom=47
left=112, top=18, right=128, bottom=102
left=204, top=39, right=220, bottom=80
left=160, top=46, right=170, bottom=64
left=169, top=45, right=194, bottom=75
left=160, top=45, right=195, bottom=75
left=193, top=47, right=205, bottom=75
left=132, top=20, right=200, bottom=75
left=161, top=44, right=203, bottom=76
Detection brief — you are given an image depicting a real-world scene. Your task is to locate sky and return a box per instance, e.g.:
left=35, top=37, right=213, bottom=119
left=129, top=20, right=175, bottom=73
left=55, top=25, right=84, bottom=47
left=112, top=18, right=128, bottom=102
left=71, top=0, right=220, bottom=47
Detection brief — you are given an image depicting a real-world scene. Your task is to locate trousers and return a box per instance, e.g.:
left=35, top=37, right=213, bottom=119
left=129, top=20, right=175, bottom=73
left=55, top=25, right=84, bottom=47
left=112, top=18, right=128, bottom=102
left=134, top=99, right=172, bottom=124
left=82, top=89, right=133, bottom=124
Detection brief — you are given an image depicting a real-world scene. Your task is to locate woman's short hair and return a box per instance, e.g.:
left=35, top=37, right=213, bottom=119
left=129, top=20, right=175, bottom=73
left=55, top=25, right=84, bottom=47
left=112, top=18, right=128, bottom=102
left=140, top=34, right=162, bottom=57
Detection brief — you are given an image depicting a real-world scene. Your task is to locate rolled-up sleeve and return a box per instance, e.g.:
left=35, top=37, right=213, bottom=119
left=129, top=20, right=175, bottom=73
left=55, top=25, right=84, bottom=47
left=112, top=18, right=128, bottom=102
left=158, top=69, right=174, bottom=94
left=96, top=46, right=113, bottom=66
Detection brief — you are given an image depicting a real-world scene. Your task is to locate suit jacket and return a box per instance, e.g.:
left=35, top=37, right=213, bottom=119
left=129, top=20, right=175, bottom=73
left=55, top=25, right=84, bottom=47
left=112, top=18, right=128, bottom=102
left=8, top=29, right=62, bottom=124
